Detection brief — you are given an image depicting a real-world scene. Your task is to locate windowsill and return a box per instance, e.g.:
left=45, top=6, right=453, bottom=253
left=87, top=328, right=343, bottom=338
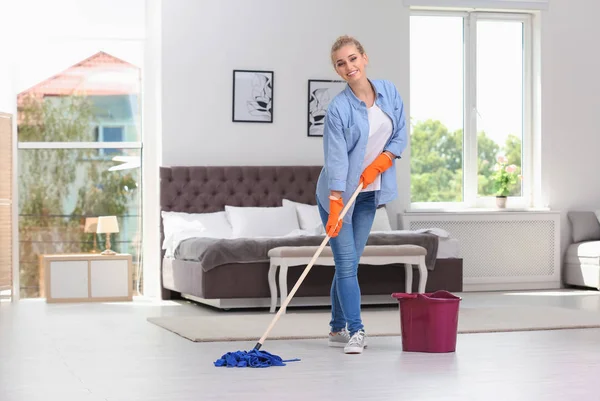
left=404, top=207, right=554, bottom=214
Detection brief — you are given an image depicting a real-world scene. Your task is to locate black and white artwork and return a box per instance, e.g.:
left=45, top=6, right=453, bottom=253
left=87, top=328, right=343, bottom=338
left=232, top=70, right=274, bottom=123
left=307, top=79, right=346, bottom=137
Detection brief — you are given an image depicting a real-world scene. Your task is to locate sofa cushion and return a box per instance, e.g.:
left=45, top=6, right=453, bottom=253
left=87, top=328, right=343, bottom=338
left=565, top=241, right=600, bottom=267
left=567, top=211, right=600, bottom=243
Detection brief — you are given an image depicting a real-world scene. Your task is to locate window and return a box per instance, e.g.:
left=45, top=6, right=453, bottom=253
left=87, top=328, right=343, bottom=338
left=14, top=0, right=145, bottom=299
left=410, top=11, right=533, bottom=208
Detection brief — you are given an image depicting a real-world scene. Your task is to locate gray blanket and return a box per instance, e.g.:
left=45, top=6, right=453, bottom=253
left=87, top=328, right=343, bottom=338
left=174, top=232, right=439, bottom=272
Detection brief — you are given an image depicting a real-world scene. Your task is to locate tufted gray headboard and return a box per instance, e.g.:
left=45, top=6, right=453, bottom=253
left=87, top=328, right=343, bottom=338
left=159, top=165, right=323, bottom=256
left=160, top=165, right=322, bottom=213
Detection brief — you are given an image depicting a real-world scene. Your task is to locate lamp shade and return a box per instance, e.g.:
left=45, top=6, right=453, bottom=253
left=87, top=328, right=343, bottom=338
left=84, top=217, right=98, bottom=233
left=97, top=216, right=119, bottom=234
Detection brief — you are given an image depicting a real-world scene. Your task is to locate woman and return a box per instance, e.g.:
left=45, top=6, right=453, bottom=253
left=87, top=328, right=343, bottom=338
left=315, top=35, right=407, bottom=354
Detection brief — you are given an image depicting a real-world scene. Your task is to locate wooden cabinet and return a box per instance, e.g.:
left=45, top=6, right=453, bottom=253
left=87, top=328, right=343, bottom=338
left=39, top=254, right=132, bottom=303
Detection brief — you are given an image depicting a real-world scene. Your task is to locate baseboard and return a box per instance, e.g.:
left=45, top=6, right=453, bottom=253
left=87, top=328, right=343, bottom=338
left=463, top=281, right=561, bottom=292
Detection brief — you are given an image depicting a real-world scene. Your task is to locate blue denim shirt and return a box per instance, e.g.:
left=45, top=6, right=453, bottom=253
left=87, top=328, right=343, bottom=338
left=316, top=79, right=407, bottom=223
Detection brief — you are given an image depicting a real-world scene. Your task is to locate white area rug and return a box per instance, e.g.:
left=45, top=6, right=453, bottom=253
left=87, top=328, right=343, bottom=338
left=147, top=305, right=600, bottom=342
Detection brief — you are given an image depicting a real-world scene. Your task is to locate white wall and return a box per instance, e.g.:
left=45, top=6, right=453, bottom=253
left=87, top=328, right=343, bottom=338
left=0, top=2, right=14, bottom=114
left=161, top=0, right=411, bottom=215
left=0, top=66, right=13, bottom=114
left=142, top=0, right=163, bottom=298
left=541, top=0, right=600, bottom=250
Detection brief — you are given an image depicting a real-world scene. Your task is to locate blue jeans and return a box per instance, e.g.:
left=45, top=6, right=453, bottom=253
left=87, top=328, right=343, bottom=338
left=317, top=191, right=377, bottom=336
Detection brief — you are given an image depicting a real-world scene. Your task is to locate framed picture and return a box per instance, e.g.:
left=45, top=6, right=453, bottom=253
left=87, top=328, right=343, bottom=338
left=232, top=70, right=274, bottom=123
left=307, top=79, right=346, bottom=137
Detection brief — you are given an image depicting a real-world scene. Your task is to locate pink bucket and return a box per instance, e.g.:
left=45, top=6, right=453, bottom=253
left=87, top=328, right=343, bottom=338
left=391, top=290, right=461, bottom=353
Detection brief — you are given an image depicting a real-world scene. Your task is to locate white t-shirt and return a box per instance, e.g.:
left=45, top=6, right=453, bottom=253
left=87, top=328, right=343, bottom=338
left=361, top=103, right=393, bottom=192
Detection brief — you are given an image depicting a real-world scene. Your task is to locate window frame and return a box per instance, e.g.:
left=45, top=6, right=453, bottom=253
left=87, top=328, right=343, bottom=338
left=409, top=10, right=535, bottom=210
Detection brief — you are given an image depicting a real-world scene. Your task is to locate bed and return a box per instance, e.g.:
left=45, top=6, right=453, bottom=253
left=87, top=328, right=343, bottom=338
left=159, top=166, right=463, bottom=309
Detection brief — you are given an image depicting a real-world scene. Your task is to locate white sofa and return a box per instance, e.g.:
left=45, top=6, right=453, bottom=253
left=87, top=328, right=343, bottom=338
left=565, top=211, right=600, bottom=290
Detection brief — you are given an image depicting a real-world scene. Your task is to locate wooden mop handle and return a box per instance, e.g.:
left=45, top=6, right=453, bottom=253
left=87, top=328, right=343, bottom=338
left=254, top=183, right=364, bottom=350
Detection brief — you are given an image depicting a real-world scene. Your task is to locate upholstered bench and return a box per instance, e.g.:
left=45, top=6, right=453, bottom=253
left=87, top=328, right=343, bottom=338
left=267, top=244, right=428, bottom=313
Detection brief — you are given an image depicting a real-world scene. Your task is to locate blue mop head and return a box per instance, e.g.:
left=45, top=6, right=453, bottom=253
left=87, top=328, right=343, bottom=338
left=214, top=349, right=300, bottom=368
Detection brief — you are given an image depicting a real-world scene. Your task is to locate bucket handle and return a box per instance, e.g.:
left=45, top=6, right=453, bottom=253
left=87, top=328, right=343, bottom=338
left=391, top=291, right=462, bottom=301
left=391, top=293, right=418, bottom=300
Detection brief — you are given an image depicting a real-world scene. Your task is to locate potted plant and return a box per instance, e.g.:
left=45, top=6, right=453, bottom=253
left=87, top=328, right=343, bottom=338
left=492, top=156, right=519, bottom=208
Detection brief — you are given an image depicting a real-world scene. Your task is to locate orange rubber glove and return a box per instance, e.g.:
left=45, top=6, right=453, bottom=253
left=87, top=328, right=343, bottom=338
left=359, top=153, right=393, bottom=188
left=326, top=197, right=344, bottom=237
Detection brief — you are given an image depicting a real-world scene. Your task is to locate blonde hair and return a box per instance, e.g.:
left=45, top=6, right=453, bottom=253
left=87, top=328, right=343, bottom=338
left=330, top=35, right=366, bottom=65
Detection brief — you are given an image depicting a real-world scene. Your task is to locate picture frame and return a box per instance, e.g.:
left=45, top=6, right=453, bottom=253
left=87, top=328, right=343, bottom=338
left=307, top=79, right=346, bottom=137
left=232, top=70, right=274, bottom=123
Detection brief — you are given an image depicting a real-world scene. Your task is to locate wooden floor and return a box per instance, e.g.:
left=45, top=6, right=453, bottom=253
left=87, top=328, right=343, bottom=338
left=1, top=289, right=600, bottom=401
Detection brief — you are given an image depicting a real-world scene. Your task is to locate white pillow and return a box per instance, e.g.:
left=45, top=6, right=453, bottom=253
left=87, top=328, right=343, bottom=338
left=282, top=199, right=324, bottom=235
left=225, top=205, right=300, bottom=238
left=371, top=207, right=392, bottom=232
left=161, top=211, right=233, bottom=255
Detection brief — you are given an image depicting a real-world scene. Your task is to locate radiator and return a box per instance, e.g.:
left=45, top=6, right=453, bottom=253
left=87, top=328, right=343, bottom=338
left=400, top=211, right=561, bottom=291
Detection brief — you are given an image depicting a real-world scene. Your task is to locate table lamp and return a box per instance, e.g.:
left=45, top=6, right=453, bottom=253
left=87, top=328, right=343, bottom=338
left=97, top=216, right=119, bottom=255
left=84, top=217, right=99, bottom=253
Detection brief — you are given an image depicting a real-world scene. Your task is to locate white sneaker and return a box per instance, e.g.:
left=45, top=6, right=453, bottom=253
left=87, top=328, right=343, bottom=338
left=328, top=328, right=351, bottom=348
left=344, top=329, right=367, bottom=354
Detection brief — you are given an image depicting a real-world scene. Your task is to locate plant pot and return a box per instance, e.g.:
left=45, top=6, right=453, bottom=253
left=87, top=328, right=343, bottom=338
left=496, top=196, right=507, bottom=209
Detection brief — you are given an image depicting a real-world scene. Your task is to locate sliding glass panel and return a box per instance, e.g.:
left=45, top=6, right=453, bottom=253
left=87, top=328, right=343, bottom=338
left=410, top=15, right=465, bottom=202
left=476, top=20, right=524, bottom=197
left=17, top=148, right=141, bottom=298
left=14, top=0, right=145, bottom=298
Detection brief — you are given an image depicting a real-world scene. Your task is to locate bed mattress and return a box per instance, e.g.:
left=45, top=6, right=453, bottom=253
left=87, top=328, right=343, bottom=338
left=174, top=231, right=446, bottom=272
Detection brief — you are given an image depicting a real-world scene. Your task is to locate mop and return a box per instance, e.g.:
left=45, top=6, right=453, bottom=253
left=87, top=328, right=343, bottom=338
left=214, top=183, right=364, bottom=368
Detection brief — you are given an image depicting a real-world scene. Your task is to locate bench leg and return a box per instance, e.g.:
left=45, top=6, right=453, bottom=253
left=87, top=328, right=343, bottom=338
left=417, top=257, right=428, bottom=293
left=278, top=263, right=289, bottom=314
left=404, top=263, right=413, bottom=293
left=268, top=261, right=278, bottom=313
